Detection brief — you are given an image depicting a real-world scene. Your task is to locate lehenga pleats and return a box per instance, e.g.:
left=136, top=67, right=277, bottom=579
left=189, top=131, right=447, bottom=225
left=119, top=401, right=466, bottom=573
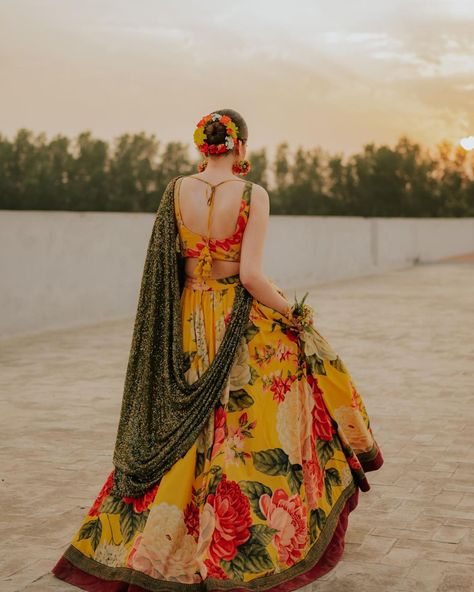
left=53, top=273, right=383, bottom=591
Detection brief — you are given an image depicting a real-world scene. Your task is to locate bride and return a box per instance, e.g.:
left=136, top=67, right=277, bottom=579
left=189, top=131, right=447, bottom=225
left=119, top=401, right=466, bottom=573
left=53, top=108, right=383, bottom=591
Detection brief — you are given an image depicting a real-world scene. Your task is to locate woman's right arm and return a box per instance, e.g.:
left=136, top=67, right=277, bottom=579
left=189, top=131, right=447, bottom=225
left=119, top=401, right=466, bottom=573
left=239, top=184, right=290, bottom=315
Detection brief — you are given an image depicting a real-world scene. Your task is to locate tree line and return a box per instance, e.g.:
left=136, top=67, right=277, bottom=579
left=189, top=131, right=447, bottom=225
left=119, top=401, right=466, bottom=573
left=0, top=129, right=473, bottom=216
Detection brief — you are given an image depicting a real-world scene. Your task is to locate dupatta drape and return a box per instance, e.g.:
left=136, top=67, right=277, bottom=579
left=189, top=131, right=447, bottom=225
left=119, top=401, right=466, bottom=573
left=111, top=175, right=253, bottom=498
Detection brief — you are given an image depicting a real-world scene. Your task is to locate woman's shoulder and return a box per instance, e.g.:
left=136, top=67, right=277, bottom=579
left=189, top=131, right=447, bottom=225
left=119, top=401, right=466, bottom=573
left=247, top=182, right=269, bottom=208
left=164, top=175, right=183, bottom=190
left=248, top=181, right=268, bottom=196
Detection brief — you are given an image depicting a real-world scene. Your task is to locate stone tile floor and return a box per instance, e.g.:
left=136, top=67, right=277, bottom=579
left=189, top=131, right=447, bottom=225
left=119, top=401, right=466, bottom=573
left=1, top=257, right=473, bottom=591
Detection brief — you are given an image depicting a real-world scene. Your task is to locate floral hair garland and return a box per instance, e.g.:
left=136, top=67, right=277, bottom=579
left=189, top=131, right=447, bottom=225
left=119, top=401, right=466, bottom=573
left=193, top=112, right=240, bottom=155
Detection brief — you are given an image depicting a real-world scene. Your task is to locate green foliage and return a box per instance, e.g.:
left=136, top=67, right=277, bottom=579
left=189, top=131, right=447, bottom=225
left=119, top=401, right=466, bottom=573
left=222, top=524, right=276, bottom=577
left=119, top=506, right=149, bottom=544
left=251, top=448, right=304, bottom=494
left=78, top=518, right=102, bottom=551
left=287, top=463, right=304, bottom=494
left=246, top=148, right=268, bottom=187
left=252, top=447, right=290, bottom=476
left=238, top=480, right=273, bottom=520
left=309, top=507, right=327, bottom=543
left=316, top=439, right=334, bottom=468
left=0, top=129, right=473, bottom=216
left=0, top=129, right=194, bottom=212
left=324, top=466, right=342, bottom=506
left=227, top=389, right=254, bottom=412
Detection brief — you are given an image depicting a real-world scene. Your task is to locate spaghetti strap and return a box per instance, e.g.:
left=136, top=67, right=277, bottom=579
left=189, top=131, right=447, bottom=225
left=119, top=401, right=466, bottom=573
left=188, top=175, right=246, bottom=189
left=187, top=176, right=244, bottom=209
left=175, top=176, right=253, bottom=278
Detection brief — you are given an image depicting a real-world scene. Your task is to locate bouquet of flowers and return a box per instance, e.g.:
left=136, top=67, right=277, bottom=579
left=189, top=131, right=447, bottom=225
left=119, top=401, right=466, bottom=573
left=287, top=292, right=338, bottom=361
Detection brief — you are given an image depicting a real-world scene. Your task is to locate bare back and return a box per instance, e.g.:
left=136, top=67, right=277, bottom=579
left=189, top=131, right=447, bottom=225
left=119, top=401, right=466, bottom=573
left=177, top=175, right=252, bottom=279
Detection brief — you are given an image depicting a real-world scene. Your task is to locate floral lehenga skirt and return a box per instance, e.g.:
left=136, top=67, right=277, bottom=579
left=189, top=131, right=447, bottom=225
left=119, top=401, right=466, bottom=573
left=53, top=273, right=383, bottom=591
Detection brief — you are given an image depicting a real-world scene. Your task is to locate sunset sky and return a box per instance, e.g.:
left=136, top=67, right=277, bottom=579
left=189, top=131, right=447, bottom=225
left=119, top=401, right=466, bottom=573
left=1, top=0, right=473, bottom=156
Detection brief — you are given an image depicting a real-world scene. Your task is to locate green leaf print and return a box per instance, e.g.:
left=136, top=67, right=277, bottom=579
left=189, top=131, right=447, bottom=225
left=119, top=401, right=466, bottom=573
left=325, top=467, right=342, bottom=486
left=221, top=512, right=278, bottom=577
left=316, top=439, right=334, bottom=468
left=251, top=448, right=290, bottom=476
left=238, top=480, right=273, bottom=520
left=195, top=451, right=205, bottom=478
left=324, top=467, right=342, bottom=505
left=329, top=356, right=349, bottom=374
left=244, top=321, right=260, bottom=343
left=78, top=518, right=102, bottom=551
left=251, top=450, right=304, bottom=494
left=120, top=505, right=148, bottom=544
left=241, top=429, right=254, bottom=438
left=332, top=433, right=343, bottom=452
left=100, top=497, right=126, bottom=515
left=309, top=508, right=327, bottom=543
left=323, top=468, right=341, bottom=506
left=207, top=465, right=223, bottom=494
left=306, top=353, right=326, bottom=375
left=249, top=524, right=279, bottom=546
left=287, top=463, right=304, bottom=494
left=221, top=558, right=244, bottom=579
left=242, top=541, right=274, bottom=573
left=248, top=365, right=259, bottom=386
left=224, top=539, right=274, bottom=576
left=228, top=389, right=254, bottom=412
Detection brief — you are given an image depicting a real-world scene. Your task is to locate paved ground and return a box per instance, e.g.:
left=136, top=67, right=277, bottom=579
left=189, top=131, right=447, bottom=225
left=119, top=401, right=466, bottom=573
left=1, top=257, right=473, bottom=592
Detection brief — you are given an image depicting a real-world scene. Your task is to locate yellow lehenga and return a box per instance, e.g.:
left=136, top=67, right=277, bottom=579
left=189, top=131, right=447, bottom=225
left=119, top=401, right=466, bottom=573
left=53, top=175, right=383, bottom=591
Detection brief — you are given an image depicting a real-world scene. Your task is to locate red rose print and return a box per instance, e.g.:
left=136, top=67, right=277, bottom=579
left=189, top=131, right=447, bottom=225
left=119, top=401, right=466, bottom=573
left=88, top=470, right=114, bottom=516
left=308, top=374, right=334, bottom=441
left=204, top=559, right=228, bottom=579
left=123, top=482, right=160, bottom=513
left=259, top=488, right=308, bottom=566
left=206, top=474, right=252, bottom=564
left=210, top=406, right=227, bottom=460
left=302, top=457, right=324, bottom=509
left=184, top=501, right=200, bottom=540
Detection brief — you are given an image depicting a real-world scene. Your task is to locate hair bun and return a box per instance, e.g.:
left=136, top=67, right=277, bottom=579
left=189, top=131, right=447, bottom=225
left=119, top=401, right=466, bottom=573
left=205, top=121, right=227, bottom=145
left=193, top=109, right=248, bottom=156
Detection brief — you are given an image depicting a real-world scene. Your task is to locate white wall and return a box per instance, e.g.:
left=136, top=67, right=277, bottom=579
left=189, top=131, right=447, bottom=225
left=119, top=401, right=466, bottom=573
left=1, top=210, right=473, bottom=338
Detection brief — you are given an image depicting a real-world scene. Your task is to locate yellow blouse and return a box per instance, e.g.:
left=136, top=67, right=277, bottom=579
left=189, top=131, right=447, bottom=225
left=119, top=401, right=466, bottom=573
left=174, top=175, right=253, bottom=278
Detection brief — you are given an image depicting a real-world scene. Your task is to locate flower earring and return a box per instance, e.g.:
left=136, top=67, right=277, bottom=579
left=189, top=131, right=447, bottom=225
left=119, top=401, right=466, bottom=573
left=232, top=159, right=251, bottom=176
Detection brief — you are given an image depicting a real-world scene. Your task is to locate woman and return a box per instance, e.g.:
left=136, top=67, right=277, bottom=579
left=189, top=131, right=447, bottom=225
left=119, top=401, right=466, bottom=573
left=53, top=108, right=383, bottom=591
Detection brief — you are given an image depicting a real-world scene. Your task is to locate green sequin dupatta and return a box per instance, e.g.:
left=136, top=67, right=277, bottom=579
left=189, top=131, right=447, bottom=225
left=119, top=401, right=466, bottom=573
left=111, top=175, right=253, bottom=498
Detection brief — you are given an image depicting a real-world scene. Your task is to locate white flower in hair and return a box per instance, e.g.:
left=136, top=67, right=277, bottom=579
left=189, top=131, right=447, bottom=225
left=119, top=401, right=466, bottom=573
left=225, top=137, right=235, bottom=150
left=211, top=113, right=221, bottom=121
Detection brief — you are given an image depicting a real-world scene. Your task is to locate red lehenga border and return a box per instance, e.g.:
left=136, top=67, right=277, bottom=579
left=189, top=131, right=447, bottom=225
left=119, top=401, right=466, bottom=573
left=355, top=444, right=384, bottom=492
left=52, top=482, right=360, bottom=592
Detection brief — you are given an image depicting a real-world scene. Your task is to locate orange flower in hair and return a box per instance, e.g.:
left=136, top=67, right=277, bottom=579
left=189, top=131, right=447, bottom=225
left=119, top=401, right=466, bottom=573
left=193, top=112, right=240, bottom=156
